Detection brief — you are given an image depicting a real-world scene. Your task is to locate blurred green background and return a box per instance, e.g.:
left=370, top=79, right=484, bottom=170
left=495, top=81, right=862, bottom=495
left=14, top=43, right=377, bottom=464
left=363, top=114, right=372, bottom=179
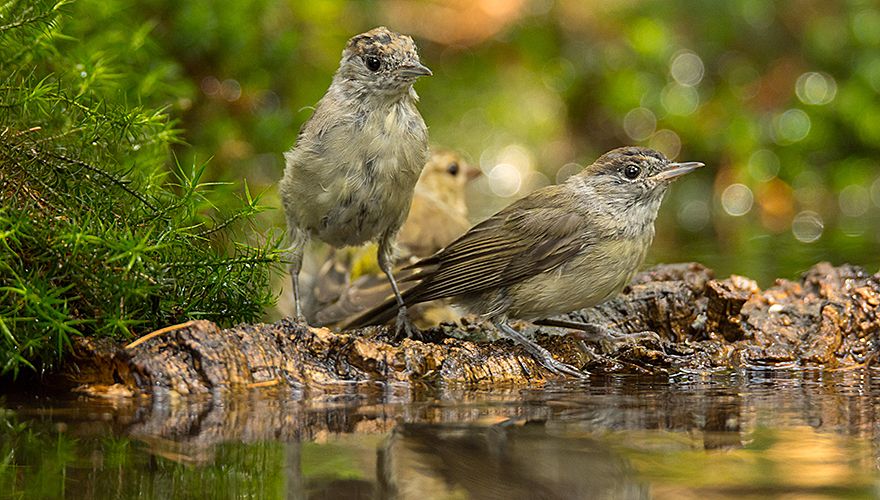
left=65, top=0, right=880, bottom=309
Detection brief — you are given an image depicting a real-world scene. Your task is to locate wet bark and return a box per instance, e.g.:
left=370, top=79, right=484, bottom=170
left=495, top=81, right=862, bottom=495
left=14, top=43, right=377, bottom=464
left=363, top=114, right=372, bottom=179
left=67, top=262, right=880, bottom=397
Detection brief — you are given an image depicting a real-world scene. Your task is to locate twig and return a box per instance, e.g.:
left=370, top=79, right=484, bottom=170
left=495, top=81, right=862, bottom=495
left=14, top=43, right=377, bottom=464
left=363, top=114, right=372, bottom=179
left=125, top=320, right=198, bottom=349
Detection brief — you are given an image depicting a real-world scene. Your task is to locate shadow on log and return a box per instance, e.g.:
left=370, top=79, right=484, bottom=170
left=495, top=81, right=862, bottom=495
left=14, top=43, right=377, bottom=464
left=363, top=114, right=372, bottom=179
left=66, top=262, right=880, bottom=397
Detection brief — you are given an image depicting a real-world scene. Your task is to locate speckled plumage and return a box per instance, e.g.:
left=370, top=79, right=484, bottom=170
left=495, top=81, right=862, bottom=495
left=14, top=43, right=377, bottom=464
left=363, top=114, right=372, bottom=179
left=280, top=27, right=431, bottom=327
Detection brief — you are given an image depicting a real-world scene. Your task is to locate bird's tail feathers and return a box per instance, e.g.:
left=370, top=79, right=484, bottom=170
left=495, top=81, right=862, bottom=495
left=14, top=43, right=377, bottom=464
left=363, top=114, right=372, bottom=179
left=342, top=286, right=418, bottom=330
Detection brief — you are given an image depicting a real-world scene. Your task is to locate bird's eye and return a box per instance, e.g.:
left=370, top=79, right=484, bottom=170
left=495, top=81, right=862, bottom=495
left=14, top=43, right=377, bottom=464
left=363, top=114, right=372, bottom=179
left=624, top=164, right=641, bottom=180
left=363, top=55, right=382, bottom=72
left=446, top=162, right=459, bottom=176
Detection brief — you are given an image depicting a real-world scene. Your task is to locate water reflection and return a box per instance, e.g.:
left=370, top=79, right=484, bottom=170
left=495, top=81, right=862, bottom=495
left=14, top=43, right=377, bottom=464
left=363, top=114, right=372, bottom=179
left=382, top=422, right=644, bottom=499
left=3, top=370, right=880, bottom=498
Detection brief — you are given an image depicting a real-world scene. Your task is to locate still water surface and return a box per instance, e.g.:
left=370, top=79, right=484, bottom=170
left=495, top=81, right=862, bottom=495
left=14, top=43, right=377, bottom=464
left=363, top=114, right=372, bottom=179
left=3, top=370, right=880, bottom=499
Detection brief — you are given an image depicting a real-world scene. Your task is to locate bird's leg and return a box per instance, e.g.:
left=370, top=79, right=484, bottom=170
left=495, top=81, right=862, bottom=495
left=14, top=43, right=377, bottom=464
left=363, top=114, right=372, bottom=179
left=287, top=228, right=309, bottom=323
left=495, top=321, right=586, bottom=379
left=533, top=318, right=660, bottom=344
left=378, top=233, right=419, bottom=340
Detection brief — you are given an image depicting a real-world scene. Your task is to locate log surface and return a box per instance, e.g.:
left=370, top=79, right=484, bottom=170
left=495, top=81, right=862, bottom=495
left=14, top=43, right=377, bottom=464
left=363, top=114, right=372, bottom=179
left=67, top=262, right=880, bottom=397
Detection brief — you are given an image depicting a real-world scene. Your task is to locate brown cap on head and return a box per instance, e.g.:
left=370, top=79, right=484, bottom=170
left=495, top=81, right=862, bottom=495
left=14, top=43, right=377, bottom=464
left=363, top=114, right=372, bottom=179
left=598, top=146, right=668, bottom=166
left=347, top=26, right=417, bottom=56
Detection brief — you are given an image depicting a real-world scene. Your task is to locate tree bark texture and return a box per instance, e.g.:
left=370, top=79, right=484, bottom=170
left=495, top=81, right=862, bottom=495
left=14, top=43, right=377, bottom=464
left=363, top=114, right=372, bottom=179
left=67, top=262, right=880, bottom=398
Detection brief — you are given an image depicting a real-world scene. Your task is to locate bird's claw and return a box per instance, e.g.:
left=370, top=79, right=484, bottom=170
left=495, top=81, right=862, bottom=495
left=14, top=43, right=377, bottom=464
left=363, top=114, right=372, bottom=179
left=497, top=323, right=587, bottom=379
left=537, top=353, right=588, bottom=379
left=393, top=306, right=422, bottom=341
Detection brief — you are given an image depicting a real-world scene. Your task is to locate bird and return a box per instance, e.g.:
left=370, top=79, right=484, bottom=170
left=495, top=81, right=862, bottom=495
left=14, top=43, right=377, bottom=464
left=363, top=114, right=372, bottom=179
left=397, top=148, right=482, bottom=257
left=345, top=146, right=704, bottom=377
left=307, top=149, right=480, bottom=327
left=280, top=26, right=432, bottom=338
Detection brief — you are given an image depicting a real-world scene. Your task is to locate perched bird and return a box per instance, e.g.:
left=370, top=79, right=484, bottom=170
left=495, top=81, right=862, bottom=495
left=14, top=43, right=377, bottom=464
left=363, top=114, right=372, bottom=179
left=346, top=147, right=704, bottom=376
left=280, top=26, right=432, bottom=337
left=308, top=149, right=480, bottom=327
left=397, top=148, right=481, bottom=257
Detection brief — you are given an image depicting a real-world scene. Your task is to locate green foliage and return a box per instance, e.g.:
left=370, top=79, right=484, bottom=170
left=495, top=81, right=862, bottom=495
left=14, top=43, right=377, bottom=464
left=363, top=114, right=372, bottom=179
left=0, top=405, right=392, bottom=499
left=0, top=0, right=283, bottom=377
left=4, top=0, right=879, bottom=375
left=123, top=0, right=880, bottom=285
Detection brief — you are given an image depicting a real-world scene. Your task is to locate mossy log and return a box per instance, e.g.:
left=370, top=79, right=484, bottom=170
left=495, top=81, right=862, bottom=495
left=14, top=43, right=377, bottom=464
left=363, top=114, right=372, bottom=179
left=67, top=262, right=880, bottom=398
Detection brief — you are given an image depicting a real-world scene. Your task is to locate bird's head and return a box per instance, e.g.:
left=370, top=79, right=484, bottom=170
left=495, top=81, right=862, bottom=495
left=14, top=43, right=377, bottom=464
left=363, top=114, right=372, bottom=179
left=572, top=146, right=704, bottom=220
left=417, top=149, right=480, bottom=208
left=337, top=26, right=431, bottom=95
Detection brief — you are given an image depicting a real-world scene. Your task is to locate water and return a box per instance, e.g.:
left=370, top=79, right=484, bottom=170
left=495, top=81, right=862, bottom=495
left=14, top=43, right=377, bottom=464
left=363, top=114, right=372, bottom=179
left=3, top=370, right=880, bottom=499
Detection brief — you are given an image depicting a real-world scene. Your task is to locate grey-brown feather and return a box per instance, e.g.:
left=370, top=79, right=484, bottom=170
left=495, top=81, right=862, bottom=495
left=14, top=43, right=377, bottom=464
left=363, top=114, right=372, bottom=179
left=280, top=86, right=427, bottom=248
left=344, top=146, right=687, bottom=330
left=281, top=27, right=431, bottom=324
left=402, top=185, right=587, bottom=301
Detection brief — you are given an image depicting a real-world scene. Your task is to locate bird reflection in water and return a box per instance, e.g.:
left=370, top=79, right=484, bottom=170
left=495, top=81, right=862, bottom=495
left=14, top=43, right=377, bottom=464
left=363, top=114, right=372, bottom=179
left=376, top=419, right=645, bottom=499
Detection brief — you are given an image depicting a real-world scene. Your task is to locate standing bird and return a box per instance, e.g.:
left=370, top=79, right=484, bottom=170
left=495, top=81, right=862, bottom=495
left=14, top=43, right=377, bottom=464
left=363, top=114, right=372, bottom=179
left=281, top=27, right=432, bottom=337
left=346, top=147, right=704, bottom=376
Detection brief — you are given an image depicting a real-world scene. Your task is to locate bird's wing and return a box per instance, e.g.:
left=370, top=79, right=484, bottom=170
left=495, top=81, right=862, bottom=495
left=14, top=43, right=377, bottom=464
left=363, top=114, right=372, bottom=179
left=344, top=184, right=593, bottom=329
left=403, top=184, right=589, bottom=302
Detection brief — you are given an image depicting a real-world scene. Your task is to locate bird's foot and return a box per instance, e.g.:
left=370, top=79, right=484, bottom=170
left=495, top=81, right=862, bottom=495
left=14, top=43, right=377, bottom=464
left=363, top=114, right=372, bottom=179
left=581, top=325, right=664, bottom=355
left=534, top=348, right=588, bottom=378
left=393, top=306, right=422, bottom=341
left=287, top=314, right=315, bottom=334
left=497, top=323, right=587, bottom=379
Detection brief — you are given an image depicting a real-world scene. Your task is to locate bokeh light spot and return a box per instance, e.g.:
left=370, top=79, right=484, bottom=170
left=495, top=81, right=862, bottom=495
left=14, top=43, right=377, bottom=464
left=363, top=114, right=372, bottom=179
left=795, top=72, right=837, bottom=105
left=792, top=170, right=826, bottom=209
left=741, top=0, right=774, bottom=29
left=629, top=18, right=668, bottom=57
left=555, top=162, right=582, bottom=184
left=670, top=50, right=704, bottom=87
left=792, top=210, right=824, bottom=243
left=201, top=76, right=221, bottom=96
left=747, top=149, right=781, bottom=182
left=661, top=83, right=700, bottom=116
left=497, top=143, right=533, bottom=172
left=542, top=58, right=576, bottom=93
left=853, top=8, right=880, bottom=45
left=649, top=129, right=682, bottom=160
left=872, top=175, right=880, bottom=208
left=773, top=109, right=811, bottom=144
left=678, top=199, right=710, bottom=232
left=525, top=170, right=551, bottom=192
left=623, top=107, right=657, bottom=141
left=221, top=79, right=242, bottom=102
left=721, top=183, right=754, bottom=216
left=724, top=56, right=760, bottom=100
left=863, top=56, right=880, bottom=93
left=487, top=163, right=522, bottom=197
left=839, top=184, right=870, bottom=217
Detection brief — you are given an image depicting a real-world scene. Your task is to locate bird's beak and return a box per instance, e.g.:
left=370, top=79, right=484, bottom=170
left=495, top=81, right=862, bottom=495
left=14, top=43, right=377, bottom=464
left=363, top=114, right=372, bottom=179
left=654, top=161, right=705, bottom=181
left=466, top=165, right=482, bottom=181
left=398, top=62, right=433, bottom=78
